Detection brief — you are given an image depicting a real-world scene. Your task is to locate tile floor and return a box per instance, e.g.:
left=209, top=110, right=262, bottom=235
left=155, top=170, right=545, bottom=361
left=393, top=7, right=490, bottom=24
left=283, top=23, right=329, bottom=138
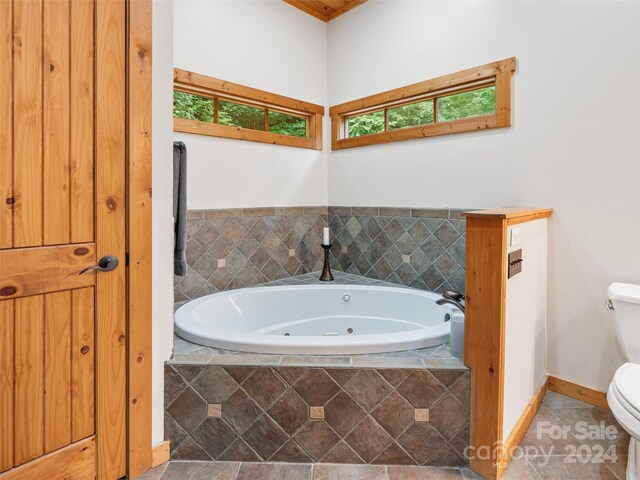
left=140, top=391, right=629, bottom=479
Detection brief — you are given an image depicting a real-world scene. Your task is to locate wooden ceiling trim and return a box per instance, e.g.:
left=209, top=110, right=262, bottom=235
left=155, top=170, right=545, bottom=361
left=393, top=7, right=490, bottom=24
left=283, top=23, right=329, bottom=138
left=326, top=0, right=367, bottom=21
left=283, top=0, right=367, bottom=22
left=283, top=0, right=330, bottom=22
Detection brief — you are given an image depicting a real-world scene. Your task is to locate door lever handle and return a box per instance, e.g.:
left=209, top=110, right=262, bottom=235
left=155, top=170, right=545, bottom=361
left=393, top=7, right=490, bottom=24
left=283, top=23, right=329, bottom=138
left=79, top=255, right=119, bottom=275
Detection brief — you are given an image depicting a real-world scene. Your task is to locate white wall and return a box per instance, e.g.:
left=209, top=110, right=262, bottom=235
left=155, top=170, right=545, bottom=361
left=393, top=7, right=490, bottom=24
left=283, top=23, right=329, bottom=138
left=152, top=0, right=175, bottom=446
left=173, top=0, right=329, bottom=209
left=327, top=0, right=640, bottom=391
left=503, top=219, right=548, bottom=441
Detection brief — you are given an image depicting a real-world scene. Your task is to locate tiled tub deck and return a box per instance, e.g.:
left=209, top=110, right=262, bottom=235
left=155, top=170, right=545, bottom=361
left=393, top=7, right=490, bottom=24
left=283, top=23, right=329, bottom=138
left=167, top=273, right=469, bottom=467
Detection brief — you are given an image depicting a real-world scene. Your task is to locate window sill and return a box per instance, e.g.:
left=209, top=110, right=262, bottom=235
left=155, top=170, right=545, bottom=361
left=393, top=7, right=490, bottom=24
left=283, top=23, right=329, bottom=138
left=331, top=115, right=499, bottom=150
left=174, top=118, right=322, bottom=150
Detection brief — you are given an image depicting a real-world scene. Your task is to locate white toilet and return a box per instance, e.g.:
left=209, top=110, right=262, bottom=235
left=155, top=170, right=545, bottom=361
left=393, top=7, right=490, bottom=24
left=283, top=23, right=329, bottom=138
left=607, top=283, right=640, bottom=480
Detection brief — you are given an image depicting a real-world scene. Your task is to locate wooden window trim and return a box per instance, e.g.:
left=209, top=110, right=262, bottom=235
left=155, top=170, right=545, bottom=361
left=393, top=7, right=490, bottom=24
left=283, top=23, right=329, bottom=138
left=173, top=68, right=324, bottom=150
left=330, top=57, right=516, bottom=150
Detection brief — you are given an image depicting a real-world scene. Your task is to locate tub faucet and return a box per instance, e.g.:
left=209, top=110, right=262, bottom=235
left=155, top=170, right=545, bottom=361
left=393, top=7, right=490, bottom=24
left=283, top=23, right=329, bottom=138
left=436, top=290, right=465, bottom=313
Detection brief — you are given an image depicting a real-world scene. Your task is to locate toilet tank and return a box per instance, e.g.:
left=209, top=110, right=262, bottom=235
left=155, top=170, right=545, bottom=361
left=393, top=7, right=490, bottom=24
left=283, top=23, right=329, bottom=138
left=608, top=283, right=640, bottom=363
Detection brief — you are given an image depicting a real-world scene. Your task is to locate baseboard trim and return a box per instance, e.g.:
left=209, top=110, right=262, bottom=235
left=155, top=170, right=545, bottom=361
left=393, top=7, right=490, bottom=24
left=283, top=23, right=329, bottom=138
left=151, top=441, right=170, bottom=468
left=497, top=376, right=549, bottom=477
left=547, top=375, right=609, bottom=410
left=472, top=375, right=610, bottom=479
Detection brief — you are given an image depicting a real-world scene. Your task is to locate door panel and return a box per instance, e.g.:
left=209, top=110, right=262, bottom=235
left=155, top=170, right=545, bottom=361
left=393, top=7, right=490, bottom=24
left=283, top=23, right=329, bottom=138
left=1, top=289, right=97, bottom=469
left=43, top=0, right=71, bottom=246
left=13, top=295, right=45, bottom=465
left=0, top=0, right=12, bottom=249
left=0, top=244, right=96, bottom=299
left=0, top=438, right=95, bottom=480
left=12, top=0, right=43, bottom=248
left=44, top=291, right=72, bottom=453
left=3, top=0, right=96, bottom=249
left=71, top=288, right=96, bottom=444
left=0, top=300, right=13, bottom=472
left=0, top=0, right=127, bottom=478
left=70, top=0, right=95, bottom=244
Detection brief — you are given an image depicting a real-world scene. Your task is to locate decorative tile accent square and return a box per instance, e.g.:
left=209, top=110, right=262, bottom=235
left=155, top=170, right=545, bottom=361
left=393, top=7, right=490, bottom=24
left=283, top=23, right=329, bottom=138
left=208, top=404, right=222, bottom=418
left=310, top=406, right=325, bottom=419
left=165, top=364, right=470, bottom=466
left=217, top=259, right=226, bottom=268
left=415, top=409, right=430, bottom=422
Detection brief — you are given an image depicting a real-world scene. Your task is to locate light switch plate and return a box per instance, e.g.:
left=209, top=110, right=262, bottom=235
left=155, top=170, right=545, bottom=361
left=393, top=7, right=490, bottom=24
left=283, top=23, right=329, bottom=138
left=510, top=227, right=522, bottom=247
left=508, top=249, right=523, bottom=278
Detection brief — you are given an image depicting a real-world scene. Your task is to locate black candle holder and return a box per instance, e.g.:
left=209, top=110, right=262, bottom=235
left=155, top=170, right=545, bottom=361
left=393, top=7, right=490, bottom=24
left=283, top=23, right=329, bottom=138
left=319, top=244, right=334, bottom=281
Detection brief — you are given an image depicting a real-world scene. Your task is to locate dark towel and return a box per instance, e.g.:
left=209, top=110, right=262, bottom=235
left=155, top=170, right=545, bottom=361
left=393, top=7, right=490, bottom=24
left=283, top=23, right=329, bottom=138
left=173, top=141, right=188, bottom=276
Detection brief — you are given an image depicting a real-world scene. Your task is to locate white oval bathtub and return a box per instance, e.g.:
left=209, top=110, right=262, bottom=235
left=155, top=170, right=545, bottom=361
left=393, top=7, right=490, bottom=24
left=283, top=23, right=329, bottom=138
left=174, top=284, right=457, bottom=355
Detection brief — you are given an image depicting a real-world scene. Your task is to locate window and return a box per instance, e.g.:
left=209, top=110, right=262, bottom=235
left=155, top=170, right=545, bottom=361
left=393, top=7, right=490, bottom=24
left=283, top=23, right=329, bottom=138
left=217, top=100, right=266, bottom=131
left=347, top=111, right=385, bottom=138
left=388, top=99, right=434, bottom=130
left=173, top=91, right=214, bottom=122
left=268, top=111, right=307, bottom=138
left=329, top=58, right=515, bottom=150
left=437, top=86, right=495, bottom=123
left=173, top=68, right=323, bottom=150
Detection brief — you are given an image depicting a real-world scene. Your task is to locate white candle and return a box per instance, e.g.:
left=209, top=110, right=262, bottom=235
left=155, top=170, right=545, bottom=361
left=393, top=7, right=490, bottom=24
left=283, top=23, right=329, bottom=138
left=323, top=227, right=330, bottom=245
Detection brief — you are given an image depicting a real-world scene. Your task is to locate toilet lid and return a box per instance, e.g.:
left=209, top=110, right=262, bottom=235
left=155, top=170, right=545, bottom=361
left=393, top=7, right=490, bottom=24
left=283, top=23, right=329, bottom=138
left=608, top=283, right=640, bottom=304
left=613, top=363, right=640, bottom=419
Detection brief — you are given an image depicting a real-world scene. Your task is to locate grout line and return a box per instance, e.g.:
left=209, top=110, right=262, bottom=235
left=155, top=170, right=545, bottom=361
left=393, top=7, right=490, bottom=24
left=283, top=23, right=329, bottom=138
left=232, top=461, right=241, bottom=480
left=155, top=462, right=169, bottom=479
left=523, top=456, right=546, bottom=480
left=603, top=461, right=625, bottom=480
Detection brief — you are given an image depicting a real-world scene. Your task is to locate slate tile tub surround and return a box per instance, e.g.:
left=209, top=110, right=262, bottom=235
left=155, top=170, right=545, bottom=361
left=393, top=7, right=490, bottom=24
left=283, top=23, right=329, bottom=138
left=328, top=207, right=466, bottom=294
left=175, top=207, right=328, bottom=302
left=165, top=364, right=470, bottom=466
left=175, top=206, right=467, bottom=302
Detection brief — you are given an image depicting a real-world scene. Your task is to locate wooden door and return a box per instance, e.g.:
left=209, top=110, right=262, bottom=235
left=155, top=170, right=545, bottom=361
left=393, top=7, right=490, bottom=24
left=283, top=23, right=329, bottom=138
left=0, top=1, right=128, bottom=479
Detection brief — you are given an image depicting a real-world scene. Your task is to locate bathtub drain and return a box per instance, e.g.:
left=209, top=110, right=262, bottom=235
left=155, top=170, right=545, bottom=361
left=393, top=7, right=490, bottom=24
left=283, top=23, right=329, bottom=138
left=347, top=328, right=354, bottom=334
left=284, top=333, right=290, bottom=336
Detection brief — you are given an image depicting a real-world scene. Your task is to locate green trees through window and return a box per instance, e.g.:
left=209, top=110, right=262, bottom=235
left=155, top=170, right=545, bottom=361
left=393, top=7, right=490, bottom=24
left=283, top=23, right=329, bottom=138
left=269, top=111, right=307, bottom=138
left=218, top=100, right=265, bottom=131
left=345, top=85, right=496, bottom=138
left=347, top=111, right=385, bottom=138
left=173, top=91, right=214, bottom=122
left=389, top=100, right=434, bottom=130
left=437, top=86, right=495, bottom=123
left=173, top=85, right=495, bottom=141
left=173, top=90, right=307, bottom=138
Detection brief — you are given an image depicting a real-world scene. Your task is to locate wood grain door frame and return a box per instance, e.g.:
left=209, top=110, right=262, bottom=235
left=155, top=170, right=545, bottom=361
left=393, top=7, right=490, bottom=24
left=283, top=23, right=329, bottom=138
left=126, top=0, right=153, bottom=478
left=92, top=1, right=154, bottom=476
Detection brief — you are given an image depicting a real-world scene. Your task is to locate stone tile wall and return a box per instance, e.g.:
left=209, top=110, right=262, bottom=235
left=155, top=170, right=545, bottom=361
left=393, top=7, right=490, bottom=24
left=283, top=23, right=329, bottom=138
left=165, top=364, right=470, bottom=466
left=174, top=207, right=328, bottom=302
left=328, top=207, right=466, bottom=294
left=175, top=206, right=468, bottom=302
